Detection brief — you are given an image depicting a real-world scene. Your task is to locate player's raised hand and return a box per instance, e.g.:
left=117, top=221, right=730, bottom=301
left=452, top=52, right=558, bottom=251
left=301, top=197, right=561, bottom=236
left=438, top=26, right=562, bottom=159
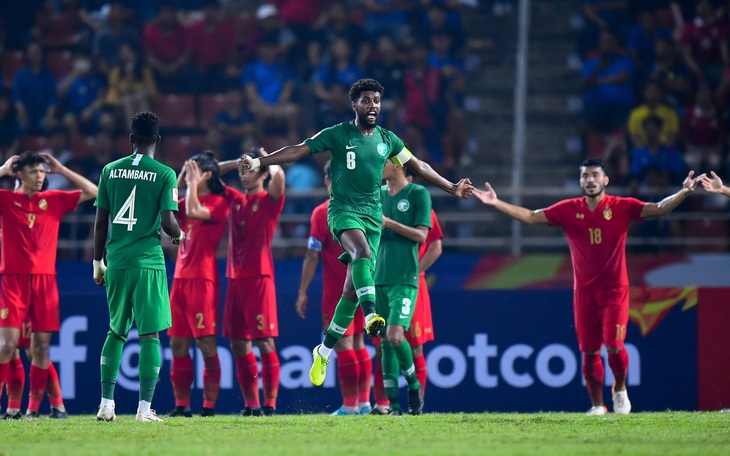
left=454, top=178, right=474, bottom=198
left=295, top=292, right=308, bottom=319
left=185, top=159, right=204, bottom=186
left=40, top=152, right=62, bottom=173
left=473, top=182, right=499, bottom=205
left=701, top=171, right=724, bottom=193
left=682, top=170, right=705, bottom=192
left=0, top=155, right=19, bottom=176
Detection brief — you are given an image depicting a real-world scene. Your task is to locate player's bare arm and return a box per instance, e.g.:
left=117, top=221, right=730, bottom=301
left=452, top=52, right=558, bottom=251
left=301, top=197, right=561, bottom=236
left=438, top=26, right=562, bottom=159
left=92, top=207, right=109, bottom=286
left=419, top=239, right=443, bottom=272
left=184, top=160, right=212, bottom=220
left=0, top=155, right=19, bottom=177
left=382, top=216, right=429, bottom=244
left=260, top=147, right=286, bottom=201
left=161, top=210, right=185, bottom=244
left=701, top=171, right=730, bottom=197
left=403, top=154, right=473, bottom=198
left=40, top=152, right=98, bottom=203
left=473, top=182, right=549, bottom=225
left=640, top=170, right=704, bottom=219
left=296, top=248, right=321, bottom=319
left=177, top=160, right=188, bottom=190
left=238, top=143, right=312, bottom=175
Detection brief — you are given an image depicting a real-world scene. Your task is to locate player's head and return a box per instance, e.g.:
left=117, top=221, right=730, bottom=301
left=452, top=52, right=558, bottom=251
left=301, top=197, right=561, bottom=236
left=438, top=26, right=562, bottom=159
left=13, top=151, right=47, bottom=192
left=382, top=158, right=403, bottom=181
left=240, top=148, right=269, bottom=191
left=350, top=78, right=384, bottom=129
left=190, top=151, right=225, bottom=195
left=579, top=158, right=608, bottom=198
left=323, top=159, right=332, bottom=191
left=130, top=111, right=161, bottom=152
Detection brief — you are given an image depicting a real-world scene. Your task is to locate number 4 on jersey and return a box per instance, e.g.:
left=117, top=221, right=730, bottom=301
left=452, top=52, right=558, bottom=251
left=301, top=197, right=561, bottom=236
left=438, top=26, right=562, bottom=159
left=113, top=185, right=138, bottom=231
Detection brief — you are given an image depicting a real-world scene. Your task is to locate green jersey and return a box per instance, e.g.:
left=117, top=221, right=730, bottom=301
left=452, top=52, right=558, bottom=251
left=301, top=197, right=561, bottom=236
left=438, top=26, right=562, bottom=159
left=305, top=121, right=407, bottom=225
left=374, top=182, right=432, bottom=287
left=95, top=153, right=178, bottom=270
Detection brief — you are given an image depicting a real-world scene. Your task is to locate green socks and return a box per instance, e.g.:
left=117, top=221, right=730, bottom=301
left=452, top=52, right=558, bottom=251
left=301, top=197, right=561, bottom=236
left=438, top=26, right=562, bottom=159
left=100, top=331, right=126, bottom=400
left=138, top=338, right=161, bottom=403
left=382, top=338, right=421, bottom=409
left=323, top=296, right=358, bottom=349
left=351, top=257, right=376, bottom=316
left=393, top=338, right=420, bottom=389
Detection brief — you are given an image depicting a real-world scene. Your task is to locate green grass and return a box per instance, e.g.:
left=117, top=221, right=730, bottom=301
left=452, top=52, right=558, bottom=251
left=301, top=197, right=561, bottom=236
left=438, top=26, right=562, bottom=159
left=2, top=412, right=729, bottom=456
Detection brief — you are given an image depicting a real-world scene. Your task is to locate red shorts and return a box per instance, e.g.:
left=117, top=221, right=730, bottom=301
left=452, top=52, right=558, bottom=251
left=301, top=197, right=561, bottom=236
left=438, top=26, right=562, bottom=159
left=0, top=274, right=60, bottom=332
left=168, top=278, right=220, bottom=338
left=224, top=276, right=278, bottom=340
left=573, top=286, right=629, bottom=353
left=406, top=275, right=435, bottom=346
left=321, top=292, right=365, bottom=336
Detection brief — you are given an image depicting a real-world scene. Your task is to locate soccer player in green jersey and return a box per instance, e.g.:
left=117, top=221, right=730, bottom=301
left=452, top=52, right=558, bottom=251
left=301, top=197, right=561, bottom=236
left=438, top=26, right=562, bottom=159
left=375, top=159, right=432, bottom=415
left=238, top=78, right=474, bottom=386
left=92, top=112, right=185, bottom=422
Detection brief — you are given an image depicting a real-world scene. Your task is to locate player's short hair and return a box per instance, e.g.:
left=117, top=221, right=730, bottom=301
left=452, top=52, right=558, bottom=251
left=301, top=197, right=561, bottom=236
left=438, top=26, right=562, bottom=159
left=580, top=158, right=607, bottom=174
left=349, top=78, right=384, bottom=102
left=130, top=111, right=160, bottom=146
left=14, top=151, right=45, bottom=172
left=191, top=151, right=225, bottom=195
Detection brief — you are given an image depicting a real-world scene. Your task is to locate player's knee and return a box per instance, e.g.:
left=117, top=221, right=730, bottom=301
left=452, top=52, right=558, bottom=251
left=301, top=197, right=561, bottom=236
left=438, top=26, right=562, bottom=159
left=412, top=344, right=423, bottom=358
left=350, top=246, right=371, bottom=261
left=0, top=338, right=19, bottom=360
left=606, top=343, right=624, bottom=354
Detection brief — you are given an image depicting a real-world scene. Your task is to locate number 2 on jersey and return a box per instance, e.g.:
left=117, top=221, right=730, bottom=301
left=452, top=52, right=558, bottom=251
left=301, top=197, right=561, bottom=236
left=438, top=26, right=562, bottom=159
left=346, top=151, right=356, bottom=169
left=113, top=185, right=139, bottom=231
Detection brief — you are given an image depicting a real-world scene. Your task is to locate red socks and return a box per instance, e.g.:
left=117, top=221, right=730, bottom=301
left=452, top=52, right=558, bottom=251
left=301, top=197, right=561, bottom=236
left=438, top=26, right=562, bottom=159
left=337, top=349, right=359, bottom=408
left=171, top=356, right=194, bottom=407
left=261, top=351, right=280, bottom=409
left=372, top=359, right=389, bottom=407
left=7, top=358, right=25, bottom=409
left=608, top=349, right=629, bottom=390
left=236, top=352, right=260, bottom=408
left=582, top=352, right=605, bottom=406
left=356, top=347, right=372, bottom=405
left=47, top=362, right=63, bottom=407
left=202, top=354, right=221, bottom=410
left=413, top=354, right=427, bottom=396
left=28, top=364, right=49, bottom=412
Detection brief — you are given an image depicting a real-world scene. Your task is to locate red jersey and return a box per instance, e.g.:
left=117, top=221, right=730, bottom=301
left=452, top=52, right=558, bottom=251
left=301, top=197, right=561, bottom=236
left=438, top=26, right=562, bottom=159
left=0, top=189, right=80, bottom=275
left=188, top=20, right=235, bottom=67
left=418, top=210, right=443, bottom=277
left=681, top=18, right=729, bottom=64
left=683, top=104, right=725, bottom=148
left=543, top=194, right=644, bottom=289
left=142, top=21, right=191, bottom=64
left=309, top=200, right=346, bottom=308
left=226, top=188, right=285, bottom=279
left=173, top=192, right=230, bottom=281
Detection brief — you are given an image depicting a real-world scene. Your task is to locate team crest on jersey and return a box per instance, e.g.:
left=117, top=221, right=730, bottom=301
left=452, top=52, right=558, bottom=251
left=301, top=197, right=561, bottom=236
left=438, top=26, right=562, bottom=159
left=252, top=201, right=259, bottom=212
left=576, top=213, right=584, bottom=219
left=14, top=201, right=21, bottom=207
left=377, top=143, right=388, bottom=157
left=397, top=199, right=410, bottom=212
left=38, top=199, right=48, bottom=210
left=0, top=308, right=8, bottom=320
left=603, top=207, right=612, bottom=220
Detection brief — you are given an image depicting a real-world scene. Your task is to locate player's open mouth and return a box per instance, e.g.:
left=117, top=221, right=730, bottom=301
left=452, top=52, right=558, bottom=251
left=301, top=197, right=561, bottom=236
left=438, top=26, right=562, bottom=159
left=366, top=113, right=376, bottom=121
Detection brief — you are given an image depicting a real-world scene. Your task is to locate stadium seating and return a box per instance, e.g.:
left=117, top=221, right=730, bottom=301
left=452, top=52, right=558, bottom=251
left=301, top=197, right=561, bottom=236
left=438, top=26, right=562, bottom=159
left=199, top=93, right=227, bottom=128
left=155, top=94, right=197, bottom=130
left=46, top=50, right=73, bottom=81
left=20, top=136, right=49, bottom=152
left=70, top=135, right=97, bottom=158
left=42, top=11, right=80, bottom=48
left=161, top=134, right=205, bottom=171
left=1, top=50, right=24, bottom=87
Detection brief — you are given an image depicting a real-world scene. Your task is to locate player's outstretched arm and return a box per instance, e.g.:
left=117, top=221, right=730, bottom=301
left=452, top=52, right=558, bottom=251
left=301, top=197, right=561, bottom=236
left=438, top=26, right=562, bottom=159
left=641, top=170, right=704, bottom=218
left=40, top=152, right=98, bottom=203
left=473, top=182, right=549, bottom=225
left=239, top=143, right=312, bottom=175
left=161, top=210, right=185, bottom=244
left=295, top=248, right=321, bottom=319
left=701, top=171, right=730, bottom=197
left=93, top=207, right=109, bottom=286
left=0, top=155, right=19, bottom=177
left=403, top=155, right=473, bottom=198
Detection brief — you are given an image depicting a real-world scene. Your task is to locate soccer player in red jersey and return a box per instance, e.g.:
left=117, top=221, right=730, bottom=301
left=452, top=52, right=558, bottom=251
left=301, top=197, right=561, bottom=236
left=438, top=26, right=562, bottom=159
left=168, top=153, right=229, bottom=418
left=0, top=151, right=97, bottom=419
left=473, top=158, right=703, bottom=415
left=295, top=161, right=372, bottom=415
left=220, top=148, right=285, bottom=416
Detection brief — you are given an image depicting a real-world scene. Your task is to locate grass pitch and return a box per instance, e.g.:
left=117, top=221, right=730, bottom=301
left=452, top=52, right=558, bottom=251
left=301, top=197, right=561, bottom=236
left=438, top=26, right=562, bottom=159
left=1, top=412, right=728, bottom=456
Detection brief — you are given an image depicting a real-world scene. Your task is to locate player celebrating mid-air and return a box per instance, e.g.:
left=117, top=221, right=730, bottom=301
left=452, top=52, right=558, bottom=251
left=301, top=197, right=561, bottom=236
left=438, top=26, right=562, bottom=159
left=168, top=153, right=229, bottom=418
left=93, top=111, right=184, bottom=422
left=237, top=78, right=473, bottom=387
left=473, top=158, right=703, bottom=415
left=219, top=148, right=285, bottom=416
left=0, top=151, right=97, bottom=419
left=296, top=160, right=372, bottom=415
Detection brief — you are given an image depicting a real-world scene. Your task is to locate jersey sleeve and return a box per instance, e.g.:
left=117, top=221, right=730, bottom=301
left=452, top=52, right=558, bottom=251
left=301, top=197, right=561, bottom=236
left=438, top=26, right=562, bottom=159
left=427, top=211, right=444, bottom=243
left=412, top=186, right=432, bottom=229
left=385, top=130, right=406, bottom=160
left=304, top=125, right=336, bottom=155
left=94, top=167, right=109, bottom=211
left=622, top=197, right=645, bottom=221
left=58, top=190, right=82, bottom=214
left=543, top=199, right=570, bottom=227
left=206, top=195, right=230, bottom=223
left=309, top=205, right=328, bottom=246
left=160, top=168, right=179, bottom=212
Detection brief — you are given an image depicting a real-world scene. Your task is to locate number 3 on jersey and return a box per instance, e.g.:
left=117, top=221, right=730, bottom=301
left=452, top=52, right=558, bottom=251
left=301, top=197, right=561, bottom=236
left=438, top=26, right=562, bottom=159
left=113, top=185, right=138, bottom=231
left=346, top=151, right=356, bottom=169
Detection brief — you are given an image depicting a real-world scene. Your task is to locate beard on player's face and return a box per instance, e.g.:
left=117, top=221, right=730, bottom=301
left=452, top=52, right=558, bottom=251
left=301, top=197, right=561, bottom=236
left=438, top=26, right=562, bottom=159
left=582, top=181, right=605, bottom=198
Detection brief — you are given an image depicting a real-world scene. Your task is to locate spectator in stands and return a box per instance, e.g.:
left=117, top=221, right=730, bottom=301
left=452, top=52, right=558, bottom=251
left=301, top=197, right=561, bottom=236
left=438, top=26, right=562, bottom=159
left=650, top=37, right=694, bottom=114
left=242, top=38, right=300, bottom=144
left=86, top=130, right=120, bottom=183
left=57, top=51, right=110, bottom=136
left=313, top=37, right=365, bottom=107
left=274, top=0, right=325, bottom=45
left=39, top=126, right=73, bottom=190
left=0, top=0, right=44, bottom=50
left=362, top=0, right=413, bottom=42
left=629, top=116, right=686, bottom=193
left=142, top=1, right=192, bottom=93
left=579, top=0, right=631, bottom=57
left=366, top=35, right=405, bottom=131
left=683, top=83, right=725, bottom=171
left=679, top=0, right=729, bottom=86
left=252, top=4, right=297, bottom=65
left=12, top=41, right=58, bottom=135
left=0, top=90, right=20, bottom=157
left=627, top=80, right=679, bottom=147
left=314, top=82, right=354, bottom=133
left=581, top=30, right=636, bottom=134
left=106, top=43, right=157, bottom=125
left=627, top=10, right=671, bottom=80
left=92, top=1, right=140, bottom=76
left=215, top=88, right=254, bottom=161
left=188, top=0, right=237, bottom=93
left=308, top=2, right=372, bottom=73
left=415, top=3, right=468, bottom=56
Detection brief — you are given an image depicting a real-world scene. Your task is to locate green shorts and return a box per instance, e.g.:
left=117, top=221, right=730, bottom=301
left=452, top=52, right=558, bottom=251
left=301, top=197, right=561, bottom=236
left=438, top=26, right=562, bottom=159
left=375, top=284, right=418, bottom=332
left=105, top=268, right=172, bottom=336
left=330, top=211, right=381, bottom=266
